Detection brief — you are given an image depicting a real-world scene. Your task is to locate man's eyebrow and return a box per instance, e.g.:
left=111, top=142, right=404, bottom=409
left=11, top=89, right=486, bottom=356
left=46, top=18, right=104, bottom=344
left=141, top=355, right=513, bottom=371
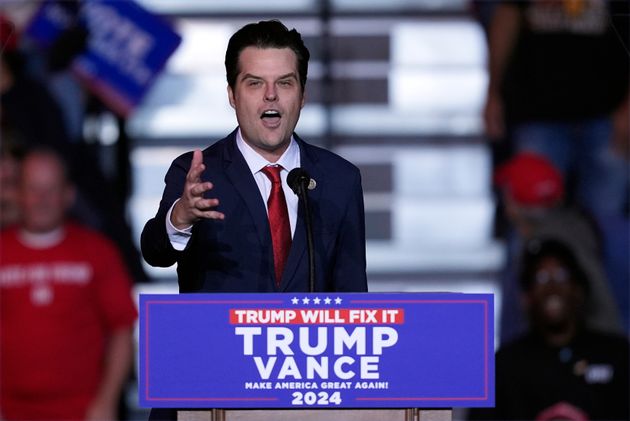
left=277, top=72, right=298, bottom=80
left=240, top=72, right=298, bottom=81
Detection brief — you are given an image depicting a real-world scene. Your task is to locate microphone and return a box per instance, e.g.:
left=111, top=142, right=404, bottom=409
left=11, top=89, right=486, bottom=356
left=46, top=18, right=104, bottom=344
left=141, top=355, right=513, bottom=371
left=287, top=168, right=313, bottom=195
left=287, top=168, right=316, bottom=292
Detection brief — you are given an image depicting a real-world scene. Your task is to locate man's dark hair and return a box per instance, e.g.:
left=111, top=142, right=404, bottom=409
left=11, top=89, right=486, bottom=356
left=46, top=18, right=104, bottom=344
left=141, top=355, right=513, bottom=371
left=519, top=238, right=589, bottom=292
left=225, top=20, right=310, bottom=91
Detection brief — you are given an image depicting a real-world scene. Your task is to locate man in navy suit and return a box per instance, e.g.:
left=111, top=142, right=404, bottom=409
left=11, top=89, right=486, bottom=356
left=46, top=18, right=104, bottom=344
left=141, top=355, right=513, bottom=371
left=141, top=20, right=367, bottom=295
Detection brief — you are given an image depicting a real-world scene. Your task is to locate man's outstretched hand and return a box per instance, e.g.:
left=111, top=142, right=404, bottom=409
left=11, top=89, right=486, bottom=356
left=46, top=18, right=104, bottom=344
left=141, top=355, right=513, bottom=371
left=171, top=149, right=225, bottom=230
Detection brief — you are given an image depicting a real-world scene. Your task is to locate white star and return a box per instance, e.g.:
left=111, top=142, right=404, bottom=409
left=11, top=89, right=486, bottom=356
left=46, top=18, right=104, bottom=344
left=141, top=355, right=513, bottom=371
left=334, top=297, right=342, bottom=305
left=324, top=297, right=332, bottom=305
left=302, top=297, right=310, bottom=305
left=291, top=297, right=299, bottom=305
left=313, top=297, right=321, bottom=305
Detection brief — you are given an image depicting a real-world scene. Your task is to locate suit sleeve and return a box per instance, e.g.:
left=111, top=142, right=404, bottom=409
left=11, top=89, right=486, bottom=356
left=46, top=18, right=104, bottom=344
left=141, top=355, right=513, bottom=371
left=140, top=153, right=191, bottom=267
left=331, top=169, right=368, bottom=292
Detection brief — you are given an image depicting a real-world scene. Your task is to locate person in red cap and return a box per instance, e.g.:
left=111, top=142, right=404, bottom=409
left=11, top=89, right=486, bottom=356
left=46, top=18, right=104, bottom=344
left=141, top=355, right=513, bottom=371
left=494, top=152, right=564, bottom=236
left=493, top=152, right=622, bottom=345
left=494, top=152, right=564, bottom=207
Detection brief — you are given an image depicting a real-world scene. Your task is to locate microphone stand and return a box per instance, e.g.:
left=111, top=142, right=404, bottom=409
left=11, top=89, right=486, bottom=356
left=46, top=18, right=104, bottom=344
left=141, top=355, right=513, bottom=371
left=297, top=180, right=316, bottom=293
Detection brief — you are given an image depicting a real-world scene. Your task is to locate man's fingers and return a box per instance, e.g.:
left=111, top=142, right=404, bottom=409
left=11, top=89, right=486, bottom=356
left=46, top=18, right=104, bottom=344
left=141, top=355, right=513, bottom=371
left=189, top=182, right=214, bottom=197
left=195, top=210, right=225, bottom=221
left=194, top=197, right=220, bottom=210
left=191, top=149, right=203, bottom=169
left=186, top=149, right=205, bottom=183
left=186, top=161, right=206, bottom=183
left=190, top=203, right=225, bottom=220
left=178, top=151, right=224, bottom=224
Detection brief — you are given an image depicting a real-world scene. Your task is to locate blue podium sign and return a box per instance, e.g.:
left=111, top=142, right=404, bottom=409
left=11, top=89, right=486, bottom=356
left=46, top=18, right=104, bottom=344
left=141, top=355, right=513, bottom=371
left=139, top=293, right=494, bottom=408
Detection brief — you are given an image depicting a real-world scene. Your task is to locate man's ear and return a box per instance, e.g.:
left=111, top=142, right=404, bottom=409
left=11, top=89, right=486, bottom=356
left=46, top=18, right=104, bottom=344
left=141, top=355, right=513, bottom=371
left=227, top=85, right=236, bottom=109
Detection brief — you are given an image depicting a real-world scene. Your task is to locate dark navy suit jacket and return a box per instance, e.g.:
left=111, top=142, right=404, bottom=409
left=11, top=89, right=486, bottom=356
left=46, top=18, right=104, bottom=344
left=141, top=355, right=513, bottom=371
left=141, top=129, right=367, bottom=293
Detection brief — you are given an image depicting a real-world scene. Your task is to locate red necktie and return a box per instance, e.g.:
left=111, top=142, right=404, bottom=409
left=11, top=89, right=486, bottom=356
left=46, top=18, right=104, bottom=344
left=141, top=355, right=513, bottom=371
left=261, top=165, right=291, bottom=287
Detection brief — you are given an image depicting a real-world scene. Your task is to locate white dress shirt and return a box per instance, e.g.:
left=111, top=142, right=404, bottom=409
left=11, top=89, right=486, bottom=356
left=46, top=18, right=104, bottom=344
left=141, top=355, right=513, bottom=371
left=166, top=129, right=301, bottom=250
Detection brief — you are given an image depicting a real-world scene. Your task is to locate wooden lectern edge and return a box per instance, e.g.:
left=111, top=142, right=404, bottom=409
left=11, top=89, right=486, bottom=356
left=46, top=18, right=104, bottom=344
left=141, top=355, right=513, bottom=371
left=176, top=408, right=452, bottom=421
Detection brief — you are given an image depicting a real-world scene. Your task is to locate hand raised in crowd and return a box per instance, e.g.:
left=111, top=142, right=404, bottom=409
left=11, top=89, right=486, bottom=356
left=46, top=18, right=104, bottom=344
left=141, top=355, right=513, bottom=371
left=171, top=149, right=224, bottom=230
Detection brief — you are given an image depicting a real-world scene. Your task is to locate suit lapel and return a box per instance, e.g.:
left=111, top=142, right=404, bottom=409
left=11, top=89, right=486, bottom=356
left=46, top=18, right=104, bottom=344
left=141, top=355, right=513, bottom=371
left=220, top=131, right=323, bottom=291
left=280, top=136, right=323, bottom=291
left=222, top=134, right=271, bottom=252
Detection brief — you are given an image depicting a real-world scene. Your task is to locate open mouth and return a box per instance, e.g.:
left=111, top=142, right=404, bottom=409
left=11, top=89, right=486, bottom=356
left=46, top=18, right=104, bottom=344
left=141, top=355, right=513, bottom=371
left=260, top=110, right=281, bottom=126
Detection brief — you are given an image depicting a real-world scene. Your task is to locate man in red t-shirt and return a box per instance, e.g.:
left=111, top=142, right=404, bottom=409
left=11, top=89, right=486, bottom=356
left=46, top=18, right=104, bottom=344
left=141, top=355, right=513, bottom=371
left=0, top=148, right=137, bottom=420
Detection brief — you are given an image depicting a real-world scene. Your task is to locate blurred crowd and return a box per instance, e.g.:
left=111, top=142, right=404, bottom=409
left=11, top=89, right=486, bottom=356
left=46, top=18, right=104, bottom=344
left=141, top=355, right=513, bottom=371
left=1, top=3, right=146, bottom=421
left=472, top=1, right=629, bottom=419
left=1, top=1, right=629, bottom=420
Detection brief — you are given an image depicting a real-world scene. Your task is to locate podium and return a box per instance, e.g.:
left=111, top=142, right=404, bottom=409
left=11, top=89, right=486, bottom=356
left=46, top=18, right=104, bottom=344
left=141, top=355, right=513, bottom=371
left=140, top=293, right=493, bottom=420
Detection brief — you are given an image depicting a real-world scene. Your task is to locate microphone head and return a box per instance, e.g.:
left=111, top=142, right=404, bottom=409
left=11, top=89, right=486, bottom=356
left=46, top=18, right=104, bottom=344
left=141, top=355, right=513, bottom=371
left=287, top=168, right=311, bottom=195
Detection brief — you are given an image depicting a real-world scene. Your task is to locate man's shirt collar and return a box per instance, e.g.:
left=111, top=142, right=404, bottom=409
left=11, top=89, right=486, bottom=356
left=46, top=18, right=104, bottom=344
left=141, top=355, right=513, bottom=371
left=236, top=129, right=300, bottom=174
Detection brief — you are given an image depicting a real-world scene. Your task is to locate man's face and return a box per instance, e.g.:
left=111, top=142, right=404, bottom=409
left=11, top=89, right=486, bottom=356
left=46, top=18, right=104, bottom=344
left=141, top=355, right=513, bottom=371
left=19, top=154, right=73, bottom=233
left=228, top=47, right=305, bottom=162
left=525, top=256, right=583, bottom=329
